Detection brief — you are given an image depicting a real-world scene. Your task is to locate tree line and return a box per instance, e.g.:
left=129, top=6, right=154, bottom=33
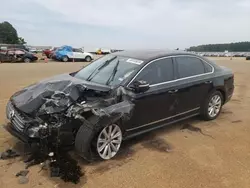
left=187, top=42, right=250, bottom=52
left=0, top=21, right=26, bottom=45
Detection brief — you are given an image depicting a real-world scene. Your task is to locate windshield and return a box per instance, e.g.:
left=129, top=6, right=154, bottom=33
left=74, top=54, right=143, bottom=86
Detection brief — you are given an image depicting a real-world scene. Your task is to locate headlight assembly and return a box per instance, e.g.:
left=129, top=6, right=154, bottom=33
left=27, top=126, right=40, bottom=138
left=27, top=123, right=48, bottom=138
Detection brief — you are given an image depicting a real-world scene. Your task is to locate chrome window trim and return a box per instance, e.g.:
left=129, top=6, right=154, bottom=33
left=127, top=55, right=214, bottom=88
left=126, top=107, right=200, bottom=132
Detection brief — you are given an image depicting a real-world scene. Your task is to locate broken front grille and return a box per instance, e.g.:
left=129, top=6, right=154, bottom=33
left=6, top=101, right=25, bottom=132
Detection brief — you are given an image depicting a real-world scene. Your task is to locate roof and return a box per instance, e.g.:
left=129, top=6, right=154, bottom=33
left=113, top=49, right=194, bottom=61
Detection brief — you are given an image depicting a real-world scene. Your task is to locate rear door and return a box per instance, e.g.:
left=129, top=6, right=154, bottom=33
left=173, top=56, right=214, bottom=115
left=73, top=48, right=85, bottom=59
left=125, top=57, right=179, bottom=134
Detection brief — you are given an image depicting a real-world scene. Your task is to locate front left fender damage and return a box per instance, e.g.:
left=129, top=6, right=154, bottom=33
left=5, top=83, right=135, bottom=183
left=4, top=70, right=136, bottom=183
left=74, top=100, right=135, bottom=161
left=34, top=84, right=134, bottom=155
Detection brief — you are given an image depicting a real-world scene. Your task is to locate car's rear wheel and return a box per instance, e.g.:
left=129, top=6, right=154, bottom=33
left=24, top=58, right=31, bottom=63
left=96, top=124, right=122, bottom=160
left=202, top=91, right=223, bottom=120
left=85, top=56, right=92, bottom=62
left=62, top=56, right=69, bottom=62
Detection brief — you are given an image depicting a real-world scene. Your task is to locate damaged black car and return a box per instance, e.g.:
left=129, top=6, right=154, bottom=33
left=5, top=50, right=234, bottom=161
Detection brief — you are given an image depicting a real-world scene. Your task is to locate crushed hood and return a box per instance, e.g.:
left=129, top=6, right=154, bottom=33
left=10, top=73, right=111, bottom=115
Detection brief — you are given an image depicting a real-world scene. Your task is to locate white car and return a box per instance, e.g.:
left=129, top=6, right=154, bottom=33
left=56, top=46, right=94, bottom=62
left=70, top=48, right=94, bottom=62
left=28, top=47, right=38, bottom=53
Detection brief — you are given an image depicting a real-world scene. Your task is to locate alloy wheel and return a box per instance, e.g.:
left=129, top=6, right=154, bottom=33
left=208, top=94, right=222, bottom=118
left=85, top=56, right=91, bottom=62
left=97, top=124, right=122, bottom=160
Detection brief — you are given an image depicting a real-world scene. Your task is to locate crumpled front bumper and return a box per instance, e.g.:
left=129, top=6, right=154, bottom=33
left=4, top=122, right=35, bottom=143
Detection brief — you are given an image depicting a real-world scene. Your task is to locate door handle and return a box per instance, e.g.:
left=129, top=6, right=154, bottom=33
left=205, top=81, right=212, bottom=84
left=168, top=89, right=178, bottom=94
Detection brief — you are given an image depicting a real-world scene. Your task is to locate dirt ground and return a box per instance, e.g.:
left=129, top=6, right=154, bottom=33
left=0, top=57, right=250, bottom=188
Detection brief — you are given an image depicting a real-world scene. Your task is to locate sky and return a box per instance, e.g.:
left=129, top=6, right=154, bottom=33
left=1, top=0, right=250, bottom=50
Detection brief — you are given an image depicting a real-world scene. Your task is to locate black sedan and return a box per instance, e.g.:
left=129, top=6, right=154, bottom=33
left=4, top=50, right=234, bottom=161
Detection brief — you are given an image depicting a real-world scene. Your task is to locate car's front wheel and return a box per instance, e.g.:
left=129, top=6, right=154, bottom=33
left=202, top=91, right=223, bottom=120
left=96, top=124, right=122, bottom=160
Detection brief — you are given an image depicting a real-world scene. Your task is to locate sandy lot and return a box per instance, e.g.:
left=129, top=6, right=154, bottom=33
left=0, top=57, right=250, bottom=188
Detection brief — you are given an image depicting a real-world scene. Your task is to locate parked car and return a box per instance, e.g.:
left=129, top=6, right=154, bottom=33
left=96, top=48, right=111, bottom=55
left=28, top=48, right=38, bottom=54
left=43, top=47, right=58, bottom=58
left=0, top=48, right=38, bottom=63
left=111, top=49, right=123, bottom=53
left=4, top=50, right=234, bottom=161
left=55, top=46, right=93, bottom=62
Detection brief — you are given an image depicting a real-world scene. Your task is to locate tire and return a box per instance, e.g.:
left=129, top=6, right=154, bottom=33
left=75, top=116, right=123, bottom=161
left=24, top=58, right=31, bottom=63
left=85, top=56, right=92, bottom=62
left=201, top=90, right=223, bottom=121
left=75, top=119, right=95, bottom=162
left=62, top=56, right=69, bottom=62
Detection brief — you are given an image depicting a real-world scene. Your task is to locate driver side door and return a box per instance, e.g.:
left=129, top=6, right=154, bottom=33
left=124, top=57, right=179, bottom=136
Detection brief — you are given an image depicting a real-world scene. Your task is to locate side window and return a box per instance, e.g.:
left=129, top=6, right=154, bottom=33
left=73, top=48, right=82, bottom=52
left=203, top=61, right=213, bottom=73
left=134, top=58, right=174, bottom=85
left=175, top=56, right=206, bottom=78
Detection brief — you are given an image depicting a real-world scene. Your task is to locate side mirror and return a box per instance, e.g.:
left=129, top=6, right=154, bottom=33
left=132, top=80, right=150, bottom=93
